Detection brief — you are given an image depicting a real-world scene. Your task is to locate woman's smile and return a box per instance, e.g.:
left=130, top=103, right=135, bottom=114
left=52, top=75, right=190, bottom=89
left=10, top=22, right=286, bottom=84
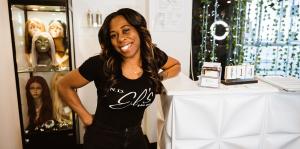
left=109, top=15, right=141, bottom=58
left=120, top=43, right=132, bottom=52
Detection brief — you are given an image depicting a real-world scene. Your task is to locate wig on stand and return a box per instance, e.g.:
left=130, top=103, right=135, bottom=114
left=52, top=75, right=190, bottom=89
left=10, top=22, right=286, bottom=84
left=30, top=32, right=57, bottom=69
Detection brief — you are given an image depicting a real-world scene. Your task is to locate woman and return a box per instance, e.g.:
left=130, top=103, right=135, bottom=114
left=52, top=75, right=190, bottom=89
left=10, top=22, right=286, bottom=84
left=25, top=76, right=53, bottom=130
left=58, top=8, right=180, bottom=149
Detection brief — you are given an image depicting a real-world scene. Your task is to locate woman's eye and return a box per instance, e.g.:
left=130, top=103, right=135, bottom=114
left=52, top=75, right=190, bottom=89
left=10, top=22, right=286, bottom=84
left=110, top=34, right=116, bottom=39
left=30, top=87, right=41, bottom=90
left=123, top=28, right=130, bottom=34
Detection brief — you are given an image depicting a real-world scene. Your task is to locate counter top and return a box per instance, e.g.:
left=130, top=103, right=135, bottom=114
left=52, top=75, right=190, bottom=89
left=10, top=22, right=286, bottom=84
left=162, top=73, right=279, bottom=96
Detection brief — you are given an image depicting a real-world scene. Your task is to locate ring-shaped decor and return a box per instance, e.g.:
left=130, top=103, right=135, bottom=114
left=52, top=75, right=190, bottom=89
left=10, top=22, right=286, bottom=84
left=210, top=20, right=229, bottom=40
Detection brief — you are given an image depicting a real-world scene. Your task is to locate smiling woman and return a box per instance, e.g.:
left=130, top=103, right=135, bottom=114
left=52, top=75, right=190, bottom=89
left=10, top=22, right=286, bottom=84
left=58, top=8, right=181, bottom=149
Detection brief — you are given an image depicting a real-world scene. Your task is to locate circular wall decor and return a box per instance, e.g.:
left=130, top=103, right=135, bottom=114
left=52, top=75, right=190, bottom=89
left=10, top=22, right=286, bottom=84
left=210, top=20, right=229, bottom=40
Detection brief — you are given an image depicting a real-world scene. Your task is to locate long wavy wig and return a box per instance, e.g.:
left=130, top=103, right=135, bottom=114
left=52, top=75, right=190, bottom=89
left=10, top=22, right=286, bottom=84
left=25, top=18, right=46, bottom=54
left=25, top=76, right=53, bottom=128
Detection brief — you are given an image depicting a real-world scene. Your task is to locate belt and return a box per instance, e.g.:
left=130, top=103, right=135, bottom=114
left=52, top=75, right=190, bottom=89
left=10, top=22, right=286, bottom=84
left=92, top=120, right=141, bottom=133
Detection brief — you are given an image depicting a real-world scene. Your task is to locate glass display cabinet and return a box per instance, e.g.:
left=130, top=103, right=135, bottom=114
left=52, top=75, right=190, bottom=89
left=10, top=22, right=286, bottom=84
left=7, top=0, right=77, bottom=148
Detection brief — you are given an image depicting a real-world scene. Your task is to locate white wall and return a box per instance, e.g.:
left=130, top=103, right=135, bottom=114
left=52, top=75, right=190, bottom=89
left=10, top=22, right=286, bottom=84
left=0, top=0, right=23, bottom=149
left=149, top=0, right=192, bottom=76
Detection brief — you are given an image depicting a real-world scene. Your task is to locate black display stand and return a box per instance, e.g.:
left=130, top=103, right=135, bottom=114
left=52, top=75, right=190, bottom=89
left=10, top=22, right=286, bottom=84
left=7, top=0, right=78, bottom=148
left=221, top=79, right=258, bottom=85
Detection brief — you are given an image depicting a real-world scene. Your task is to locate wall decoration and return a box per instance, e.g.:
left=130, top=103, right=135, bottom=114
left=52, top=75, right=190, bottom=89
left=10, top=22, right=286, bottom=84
left=243, top=0, right=300, bottom=78
left=210, top=20, right=229, bottom=40
left=192, top=0, right=300, bottom=79
left=153, top=0, right=186, bottom=31
left=191, top=0, right=247, bottom=80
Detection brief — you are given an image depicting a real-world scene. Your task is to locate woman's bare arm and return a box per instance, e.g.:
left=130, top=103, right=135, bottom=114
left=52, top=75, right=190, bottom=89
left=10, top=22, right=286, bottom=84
left=159, top=56, right=181, bottom=80
left=57, top=69, right=93, bottom=126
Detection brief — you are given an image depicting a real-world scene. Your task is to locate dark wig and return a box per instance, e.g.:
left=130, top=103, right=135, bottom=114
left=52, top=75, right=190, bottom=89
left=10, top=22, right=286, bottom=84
left=25, top=76, right=53, bottom=128
left=98, top=8, right=164, bottom=94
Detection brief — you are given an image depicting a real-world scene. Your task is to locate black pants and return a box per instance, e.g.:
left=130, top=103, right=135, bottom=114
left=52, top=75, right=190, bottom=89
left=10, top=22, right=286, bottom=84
left=83, top=121, right=149, bottom=149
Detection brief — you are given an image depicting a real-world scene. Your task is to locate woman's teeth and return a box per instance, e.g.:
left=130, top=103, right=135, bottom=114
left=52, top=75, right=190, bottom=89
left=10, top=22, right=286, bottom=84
left=121, top=44, right=131, bottom=51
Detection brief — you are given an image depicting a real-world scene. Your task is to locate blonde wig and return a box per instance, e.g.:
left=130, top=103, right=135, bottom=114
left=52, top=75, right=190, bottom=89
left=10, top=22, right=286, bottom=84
left=25, top=18, right=46, bottom=54
left=51, top=72, right=72, bottom=124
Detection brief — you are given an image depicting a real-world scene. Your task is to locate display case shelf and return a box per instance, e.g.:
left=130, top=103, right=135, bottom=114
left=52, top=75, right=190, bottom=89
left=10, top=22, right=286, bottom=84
left=18, top=67, right=70, bottom=73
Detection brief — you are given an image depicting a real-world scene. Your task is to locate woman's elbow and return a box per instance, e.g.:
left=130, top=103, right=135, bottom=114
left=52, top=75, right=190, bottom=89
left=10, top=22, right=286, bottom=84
left=175, top=60, right=181, bottom=74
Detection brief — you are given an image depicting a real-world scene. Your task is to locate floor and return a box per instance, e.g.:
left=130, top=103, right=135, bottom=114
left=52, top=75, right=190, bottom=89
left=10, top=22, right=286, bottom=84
left=73, top=142, right=157, bottom=149
left=25, top=135, right=156, bottom=149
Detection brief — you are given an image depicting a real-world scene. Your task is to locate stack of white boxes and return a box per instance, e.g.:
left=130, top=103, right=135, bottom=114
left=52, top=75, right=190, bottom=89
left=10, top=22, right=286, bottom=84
left=198, top=62, right=222, bottom=88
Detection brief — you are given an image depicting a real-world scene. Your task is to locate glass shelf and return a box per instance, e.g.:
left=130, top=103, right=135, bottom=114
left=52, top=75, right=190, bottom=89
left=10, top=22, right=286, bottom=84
left=18, top=66, right=70, bottom=73
left=13, top=5, right=66, bottom=12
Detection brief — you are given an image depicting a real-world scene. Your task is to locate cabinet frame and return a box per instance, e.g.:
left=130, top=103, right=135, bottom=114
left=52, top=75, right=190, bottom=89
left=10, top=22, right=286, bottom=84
left=7, top=0, right=78, bottom=148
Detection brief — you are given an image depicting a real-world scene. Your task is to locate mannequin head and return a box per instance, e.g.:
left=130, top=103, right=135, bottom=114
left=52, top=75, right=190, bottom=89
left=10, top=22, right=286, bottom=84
left=25, top=18, right=46, bottom=54
left=29, top=82, right=42, bottom=100
left=48, top=20, right=66, bottom=38
left=25, top=76, right=53, bottom=128
left=31, top=32, right=57, bottom=66
left=35, top=35, right=51, bottom=53
left=49, top=20, right=68, bottom=49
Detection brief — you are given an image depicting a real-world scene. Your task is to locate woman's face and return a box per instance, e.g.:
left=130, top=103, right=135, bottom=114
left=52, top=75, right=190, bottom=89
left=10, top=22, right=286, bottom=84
left=109, top=15, right=141, bottom=59
left=49, top=21, right=64, bottom=38
left=29, top=82, right=42, bottom=99
left=35, top=36, right=51, bottom=53
left=28, top=21, right=44, bottom=37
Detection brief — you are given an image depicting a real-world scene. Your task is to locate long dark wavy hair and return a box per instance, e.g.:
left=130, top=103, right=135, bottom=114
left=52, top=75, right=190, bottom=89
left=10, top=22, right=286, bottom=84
left=98, top=8, right=163, bottom=93
left=25, top=76, right=53, bottom=128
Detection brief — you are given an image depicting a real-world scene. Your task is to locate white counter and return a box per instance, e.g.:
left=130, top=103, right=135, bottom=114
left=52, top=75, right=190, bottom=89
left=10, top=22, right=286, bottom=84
left=157, top=73, right=300, bottom=149
left=162, top=73, right=279, bottom=95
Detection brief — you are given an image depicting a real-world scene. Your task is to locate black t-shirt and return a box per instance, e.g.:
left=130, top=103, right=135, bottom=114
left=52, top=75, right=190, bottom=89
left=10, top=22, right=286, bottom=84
left=79, top=47, right=168, bottom=129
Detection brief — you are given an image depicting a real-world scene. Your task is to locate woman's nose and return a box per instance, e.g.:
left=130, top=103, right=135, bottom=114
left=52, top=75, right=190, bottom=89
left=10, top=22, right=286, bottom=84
left=117, top=34, right=126, bottom=42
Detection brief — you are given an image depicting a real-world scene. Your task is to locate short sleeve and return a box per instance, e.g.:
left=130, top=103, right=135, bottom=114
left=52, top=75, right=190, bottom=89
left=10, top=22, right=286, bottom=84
left=154, top=47, right=168, bottom=69
left=78, top=55, right=103, bottom=81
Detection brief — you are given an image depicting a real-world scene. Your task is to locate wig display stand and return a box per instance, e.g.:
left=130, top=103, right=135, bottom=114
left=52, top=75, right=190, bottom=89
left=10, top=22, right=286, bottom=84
left=7, top=0, right=77, bottom=148
left=221, top=78, right=258, bottom=85
left=222, top=64, right=257, bottom=85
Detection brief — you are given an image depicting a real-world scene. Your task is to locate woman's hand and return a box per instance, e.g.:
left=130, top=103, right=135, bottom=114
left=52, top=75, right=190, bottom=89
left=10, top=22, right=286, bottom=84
left=57, top=70, right=93, bottom=128
left=82, top=114, right=93, bottom=127
left=160, top=56, right=181, bottom=80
